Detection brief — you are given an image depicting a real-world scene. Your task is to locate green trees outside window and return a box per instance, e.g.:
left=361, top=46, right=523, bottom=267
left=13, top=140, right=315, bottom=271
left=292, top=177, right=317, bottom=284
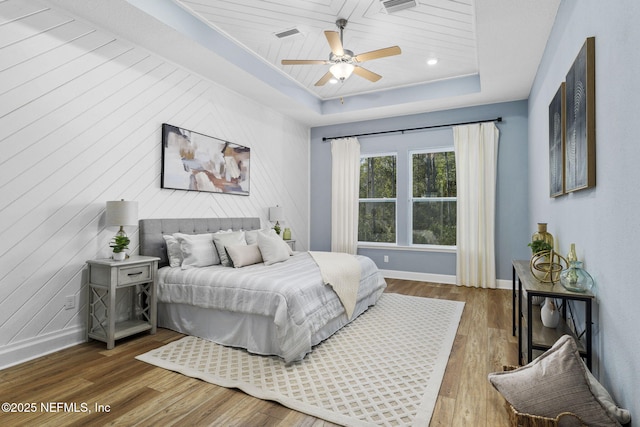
left=411, top=150, right=456, bottom=246
left=357, top=149, right=456, bottom=247
left=358, top=154, right=396, bottom=243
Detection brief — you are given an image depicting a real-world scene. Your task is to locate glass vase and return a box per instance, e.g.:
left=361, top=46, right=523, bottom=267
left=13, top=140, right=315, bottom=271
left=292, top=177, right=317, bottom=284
left=567, top=243, right=577, bottom=263
left=560, top=261, right=594, bottom=293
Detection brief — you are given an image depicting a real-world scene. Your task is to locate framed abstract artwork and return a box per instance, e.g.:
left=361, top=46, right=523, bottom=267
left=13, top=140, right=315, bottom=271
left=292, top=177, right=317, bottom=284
left=161, top=124, right=250, bottom=196
left=564, top=37, right=596, bottom=193
left=549, top=82, right=565, bottom=197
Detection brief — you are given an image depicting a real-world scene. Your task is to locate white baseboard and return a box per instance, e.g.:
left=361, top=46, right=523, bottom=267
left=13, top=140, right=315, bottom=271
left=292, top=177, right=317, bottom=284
left=0, top=326, right=85, bottom=371
left=380, top=269, right=511, bottom=290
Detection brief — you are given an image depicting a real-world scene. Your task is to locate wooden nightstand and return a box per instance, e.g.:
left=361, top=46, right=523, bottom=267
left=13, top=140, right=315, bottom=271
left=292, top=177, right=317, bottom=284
left=284, top=239, right=296, bottom=251
left=86, top=255, right=160, bottom=349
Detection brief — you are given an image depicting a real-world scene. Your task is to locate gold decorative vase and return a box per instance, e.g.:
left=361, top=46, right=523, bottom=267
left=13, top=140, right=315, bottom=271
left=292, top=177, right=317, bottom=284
left=532, top=223, right=554, bottom=249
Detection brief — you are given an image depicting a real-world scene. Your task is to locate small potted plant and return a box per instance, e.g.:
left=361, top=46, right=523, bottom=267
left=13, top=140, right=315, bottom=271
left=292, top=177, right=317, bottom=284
left=110, top=235, right=130, bottom=261
left=528, top=239, right=553, bottom=255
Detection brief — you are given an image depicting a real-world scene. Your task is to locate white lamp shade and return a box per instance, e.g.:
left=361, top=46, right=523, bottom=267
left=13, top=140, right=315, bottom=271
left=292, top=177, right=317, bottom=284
left=330, top=63, right=355, bottom=81
left=106, top=200, right=138, bottom=227
left=269, top=206, right=284, bottom=222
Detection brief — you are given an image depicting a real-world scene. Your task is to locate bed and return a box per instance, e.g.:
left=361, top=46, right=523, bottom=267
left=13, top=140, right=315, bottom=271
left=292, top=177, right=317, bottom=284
left=139, top=217, right=387, bottom=362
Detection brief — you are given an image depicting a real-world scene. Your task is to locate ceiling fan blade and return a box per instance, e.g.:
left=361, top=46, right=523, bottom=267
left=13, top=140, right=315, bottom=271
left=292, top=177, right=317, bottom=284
left=355, top=46, right=401, bottom=63
left=314, top=71, right=334, bottom=86
left=324, top=30, right=344, bottom=56
left=353, top=66, right=382, bottom=82
left=281, top=59, right=327, bottom=65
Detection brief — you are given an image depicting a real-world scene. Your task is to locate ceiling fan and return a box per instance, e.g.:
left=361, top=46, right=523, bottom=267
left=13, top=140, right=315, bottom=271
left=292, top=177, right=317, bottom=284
left=281, top=19, right=401, bottom=86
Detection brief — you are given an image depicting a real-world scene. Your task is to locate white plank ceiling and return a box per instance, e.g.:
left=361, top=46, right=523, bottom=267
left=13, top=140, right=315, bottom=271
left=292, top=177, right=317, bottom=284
left=176, top=0, right=478, bottom=100
left=46, top=0, right=561, bottom=125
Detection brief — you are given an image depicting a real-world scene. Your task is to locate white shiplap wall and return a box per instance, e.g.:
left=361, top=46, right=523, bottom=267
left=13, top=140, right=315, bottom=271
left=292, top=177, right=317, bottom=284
left=0, top=0, right=309, bottom=368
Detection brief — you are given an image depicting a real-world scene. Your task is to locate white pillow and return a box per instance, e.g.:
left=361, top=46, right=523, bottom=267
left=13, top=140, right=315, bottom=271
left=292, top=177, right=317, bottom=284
left=244, top=229, right=261, bottom=245
left=248, top=228, right=293, bottom=255
left=257, top=231, right=290, bottom=266
left=226, top=244, right=263, bottom=268
left=244, top=228, right=274, bottom=245
left=212, top=231, right=246, bottom=267
left=163, top=235, right=183, bottom=267
left=174, top=233, right=219, bottom=269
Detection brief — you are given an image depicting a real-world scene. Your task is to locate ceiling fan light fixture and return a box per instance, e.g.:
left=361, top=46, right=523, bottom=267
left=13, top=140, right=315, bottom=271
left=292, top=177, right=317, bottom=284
left=330, top=63, right=355, bottom=81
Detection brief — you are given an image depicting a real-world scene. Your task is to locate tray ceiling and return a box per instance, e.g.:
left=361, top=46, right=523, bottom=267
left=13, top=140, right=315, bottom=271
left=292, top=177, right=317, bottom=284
left=176, top=0, right=479, bottom=100
left=45, top=0, right=561, bottom=125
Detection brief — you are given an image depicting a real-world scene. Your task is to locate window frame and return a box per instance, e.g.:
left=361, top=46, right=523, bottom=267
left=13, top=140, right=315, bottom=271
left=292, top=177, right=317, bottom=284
left=357, top=151, right=398, bottom=245
left=408, top=147, right=457, bottom=249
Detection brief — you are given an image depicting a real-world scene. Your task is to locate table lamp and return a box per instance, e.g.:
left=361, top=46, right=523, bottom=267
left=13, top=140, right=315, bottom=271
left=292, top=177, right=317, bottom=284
left=269, top=206, right=284, bottom=235
left=106, top=199, right=138, bottom=239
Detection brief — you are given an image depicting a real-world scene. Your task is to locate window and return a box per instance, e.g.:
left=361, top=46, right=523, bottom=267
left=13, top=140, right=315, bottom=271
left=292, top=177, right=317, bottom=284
left=411, top=149, right=456, bottom=246
left=358, top=154, right=396, bottom=243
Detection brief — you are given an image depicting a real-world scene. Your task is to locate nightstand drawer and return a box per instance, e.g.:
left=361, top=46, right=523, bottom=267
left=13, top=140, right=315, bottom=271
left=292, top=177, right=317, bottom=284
left=117, top=264, right=152, bottom=286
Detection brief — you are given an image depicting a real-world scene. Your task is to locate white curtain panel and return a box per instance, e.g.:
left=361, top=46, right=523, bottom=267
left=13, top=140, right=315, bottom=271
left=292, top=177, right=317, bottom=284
left=331, top=137, right=361, bottom=254
left=453, top=122, right=499, bottom=288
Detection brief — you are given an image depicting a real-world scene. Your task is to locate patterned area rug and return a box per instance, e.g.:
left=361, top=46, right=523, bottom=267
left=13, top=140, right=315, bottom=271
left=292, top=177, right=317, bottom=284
left=136, top=293, right=464, bottom=426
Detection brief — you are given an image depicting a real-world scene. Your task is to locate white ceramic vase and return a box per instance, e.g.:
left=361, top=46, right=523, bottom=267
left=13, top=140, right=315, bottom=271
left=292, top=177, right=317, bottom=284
left=113, top=251, right=126, bottom=261
left=540, top=297, right=559, bottom=328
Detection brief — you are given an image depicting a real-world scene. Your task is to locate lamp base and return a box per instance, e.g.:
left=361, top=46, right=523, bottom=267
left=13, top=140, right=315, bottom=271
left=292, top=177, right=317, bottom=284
left=109, top=226, right=130, bottom=259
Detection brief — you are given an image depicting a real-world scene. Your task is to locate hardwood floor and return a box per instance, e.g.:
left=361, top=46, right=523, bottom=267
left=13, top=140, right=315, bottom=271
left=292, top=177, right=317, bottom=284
left=0, top=280, right=518, bottom=426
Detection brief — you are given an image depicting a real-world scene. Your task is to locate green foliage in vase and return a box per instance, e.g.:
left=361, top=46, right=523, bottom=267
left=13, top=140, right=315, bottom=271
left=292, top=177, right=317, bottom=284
left=528, top=239, right=553, bottom=254
left=110, top=235, right=130, bottom=253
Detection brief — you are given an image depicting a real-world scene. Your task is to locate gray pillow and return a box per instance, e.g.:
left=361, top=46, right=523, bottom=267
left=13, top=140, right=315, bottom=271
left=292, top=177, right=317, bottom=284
left=488, top=335, right=629, bottom=426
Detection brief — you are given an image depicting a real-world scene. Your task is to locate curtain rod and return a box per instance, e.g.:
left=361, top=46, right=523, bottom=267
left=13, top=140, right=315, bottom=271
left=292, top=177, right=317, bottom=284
left=321, top=117, right=502, bottom=142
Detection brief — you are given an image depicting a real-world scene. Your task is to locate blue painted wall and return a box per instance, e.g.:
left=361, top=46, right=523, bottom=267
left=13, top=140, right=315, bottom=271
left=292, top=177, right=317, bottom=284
left=310, top=100, right=530, bottom=281
left=528, top=0, right=640, bottom=415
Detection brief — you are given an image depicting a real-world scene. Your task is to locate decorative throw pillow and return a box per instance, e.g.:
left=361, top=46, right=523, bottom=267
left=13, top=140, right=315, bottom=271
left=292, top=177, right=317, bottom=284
left=244, top=228, right=267, bottom=245
left=583, top=365, right=632, bottom=425
left=257, top=231, right=290, bottom=266
left=174, top=233, right=219, bottom=269
left=248, top=228, right=294, bottom=255
left=163, top=235, right=183, bottom=267
left=488, top=335, right=630, bottom=426
left=226, top=244, right=263, bottom=268
left=212, top=230, right=246, bottom=267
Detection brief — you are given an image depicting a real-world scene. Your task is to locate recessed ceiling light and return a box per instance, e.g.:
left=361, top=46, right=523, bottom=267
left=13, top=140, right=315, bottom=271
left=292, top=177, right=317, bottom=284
left=427, top=58, right=438, bottom=66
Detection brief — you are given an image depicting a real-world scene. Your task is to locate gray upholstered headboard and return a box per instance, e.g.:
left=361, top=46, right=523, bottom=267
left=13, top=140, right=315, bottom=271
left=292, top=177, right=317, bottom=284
left=139, top=217, right=261, bottom=268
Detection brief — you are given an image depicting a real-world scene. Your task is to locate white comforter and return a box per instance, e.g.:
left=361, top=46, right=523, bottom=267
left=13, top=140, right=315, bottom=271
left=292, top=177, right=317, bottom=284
left=157, top=251, right=386, bottom=362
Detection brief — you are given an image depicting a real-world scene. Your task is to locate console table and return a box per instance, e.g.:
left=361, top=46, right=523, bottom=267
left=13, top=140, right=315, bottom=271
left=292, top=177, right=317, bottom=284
left=512, top=260, right=594, bottom=370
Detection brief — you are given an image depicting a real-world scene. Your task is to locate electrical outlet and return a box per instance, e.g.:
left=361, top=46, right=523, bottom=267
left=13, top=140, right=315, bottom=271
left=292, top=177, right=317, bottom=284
left=64, top=295, right=75, bottom=310
left=383, top=255, right=389, bottom=263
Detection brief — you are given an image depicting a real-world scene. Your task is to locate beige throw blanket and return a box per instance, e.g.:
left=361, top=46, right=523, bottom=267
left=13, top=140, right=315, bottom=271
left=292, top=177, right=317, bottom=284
left=308, top=251, right=362, bottom=319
